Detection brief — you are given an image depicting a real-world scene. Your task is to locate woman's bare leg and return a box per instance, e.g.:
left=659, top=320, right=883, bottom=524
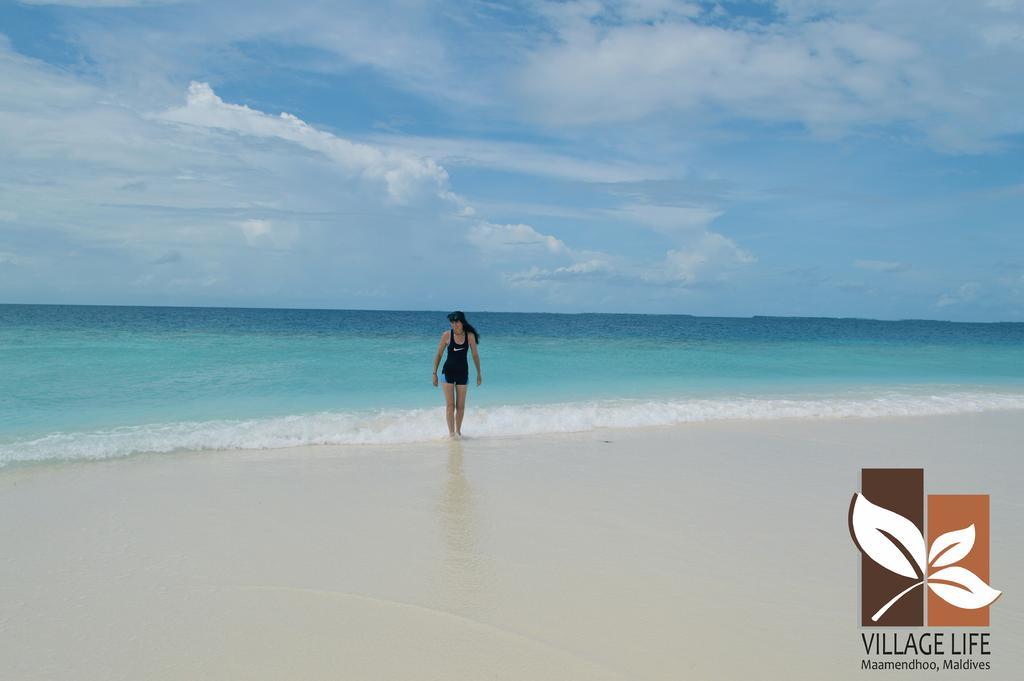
left=455, top=384, right=468, bottom=435
left=443, top=383, right=456, bottom=436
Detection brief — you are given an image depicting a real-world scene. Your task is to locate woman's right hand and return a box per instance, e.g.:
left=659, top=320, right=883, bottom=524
left=432, top=373, right=438, bottom=387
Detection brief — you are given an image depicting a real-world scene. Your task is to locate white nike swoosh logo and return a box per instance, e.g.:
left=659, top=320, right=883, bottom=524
left=453, top=347, right=464, bottom=351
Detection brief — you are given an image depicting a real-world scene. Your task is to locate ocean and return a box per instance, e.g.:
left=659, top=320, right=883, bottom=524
left=2, top=304, right=1023, bottom=468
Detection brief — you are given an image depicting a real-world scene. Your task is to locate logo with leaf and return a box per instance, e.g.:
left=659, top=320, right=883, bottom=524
left=849, top=493, right=1002, bottom=623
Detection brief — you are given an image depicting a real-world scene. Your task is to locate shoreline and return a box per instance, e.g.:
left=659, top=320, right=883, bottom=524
left=2, top=411, right=1022, bottom=680
left=4, top=389, right=1024, bottom=471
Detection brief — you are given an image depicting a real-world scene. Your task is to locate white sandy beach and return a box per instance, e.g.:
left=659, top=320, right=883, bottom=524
left=2, top=411, right=1022, bottom=680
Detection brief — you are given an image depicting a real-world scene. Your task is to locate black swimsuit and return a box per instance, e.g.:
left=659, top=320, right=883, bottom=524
left=442, top=330, right=469, bottom=385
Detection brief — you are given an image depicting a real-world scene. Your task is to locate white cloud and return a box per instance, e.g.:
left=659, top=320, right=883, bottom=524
left=553, top=258, right=611, bottom=275
left=239, top=219, right=272, bottom=241
left=364, top=133, right=674, bottom=184
left=502, top=230, right=755, bottom=292
left=237, top=218, right=299, bottom=249
left=156, top=82, right=458, bottom=206
left=515, top=1, right=1024, bottom=150
left=937, top=282, right=982, bottom=307
left=466, top=221, right=569, bottom=257
left=504, top=258, right=612, bottom=284
left=654, top=232, right=757, bottom=284
left=470, top=188, right=754, bottom=297
left=516, top=18, right=932, bottom=132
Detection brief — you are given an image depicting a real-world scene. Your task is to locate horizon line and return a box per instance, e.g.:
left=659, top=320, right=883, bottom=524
left=0, top=301, right=1017, bottom=325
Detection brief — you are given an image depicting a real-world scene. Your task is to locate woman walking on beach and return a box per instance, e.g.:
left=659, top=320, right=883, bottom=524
left=433, top=311, right=482, bottom=439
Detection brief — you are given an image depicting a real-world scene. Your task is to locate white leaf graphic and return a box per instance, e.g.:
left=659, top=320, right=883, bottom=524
left=928, top=524, right=975, bottom=568
left=928, top=566, right=1002, bottom=609
left=849, top=493, right=926, bottom=579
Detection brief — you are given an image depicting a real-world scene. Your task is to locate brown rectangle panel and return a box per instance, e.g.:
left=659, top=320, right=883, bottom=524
left=928, top=494, right=989, bottom=627
left=862, top=468, right=924, bottom=626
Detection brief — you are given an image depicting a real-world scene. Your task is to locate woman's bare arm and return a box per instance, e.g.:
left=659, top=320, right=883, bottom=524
left=468, top=333, right=481, bottom=383
left=433, top=331, right=449, bottom=375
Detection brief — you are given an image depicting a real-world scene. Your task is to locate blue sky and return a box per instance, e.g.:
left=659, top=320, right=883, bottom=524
left=0, top=0, right=1022, bottom=321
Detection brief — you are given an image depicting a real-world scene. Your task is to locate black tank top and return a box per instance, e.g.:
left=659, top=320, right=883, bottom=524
left=444, top=330, right=469, bottom=370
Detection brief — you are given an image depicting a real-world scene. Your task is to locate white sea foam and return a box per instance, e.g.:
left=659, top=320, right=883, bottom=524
left=2, top=390, right=1024, bottom=468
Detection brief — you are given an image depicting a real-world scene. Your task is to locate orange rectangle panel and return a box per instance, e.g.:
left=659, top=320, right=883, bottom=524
left=927, top=494, right=990, bottom=627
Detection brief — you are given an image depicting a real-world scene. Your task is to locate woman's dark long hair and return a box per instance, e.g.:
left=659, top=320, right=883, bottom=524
left=447, top=310, right=480, bottom=344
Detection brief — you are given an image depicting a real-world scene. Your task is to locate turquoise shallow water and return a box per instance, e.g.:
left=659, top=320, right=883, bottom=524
left=2, top=304, right=1023, bottom=467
